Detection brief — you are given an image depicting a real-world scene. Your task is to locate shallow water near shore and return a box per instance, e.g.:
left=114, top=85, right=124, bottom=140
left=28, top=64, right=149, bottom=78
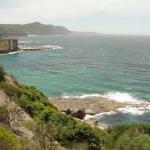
left=0, top=34, right=150, bottom=125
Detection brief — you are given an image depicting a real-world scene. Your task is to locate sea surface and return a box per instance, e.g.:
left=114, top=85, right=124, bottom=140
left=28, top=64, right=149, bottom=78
left=0, top=34, right=150, bottom=125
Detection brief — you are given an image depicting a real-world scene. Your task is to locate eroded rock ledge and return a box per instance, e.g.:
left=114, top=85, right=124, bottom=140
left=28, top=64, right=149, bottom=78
left=49, top=96, right=149, bottom=119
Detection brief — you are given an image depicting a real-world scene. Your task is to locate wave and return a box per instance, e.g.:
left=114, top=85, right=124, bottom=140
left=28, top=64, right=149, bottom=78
left=21, top=45, right=63, bottom=50
left=43, top=45, right=63, bottom=50
left=117, top=105, right=150, bottom=115
left=85, top=105, right=150, bottom=120
left=62, top=92, right=146, bottom=104
left=19, top=41, right=33, bottom=44
left=8, top=51, right=23, bottom=55
left=102, top=92, right=143, bottom=104
left=52, top=46, right=63, bottom=50
left=27, top=35, right=38, bottom=37
left=62, top=92, right=150, bottom=121
left=62, top=93, right=102, bottom=99
left=85, top=111, right=117, bottom=120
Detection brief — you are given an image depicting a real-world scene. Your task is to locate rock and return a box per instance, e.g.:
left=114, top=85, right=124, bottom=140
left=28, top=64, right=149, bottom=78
left=63, top=108, right=86, bottom=120
left=64, top=108, right=72, bottom=115
left=72, top=109, right=86, bottom=119
left=85, top=109, right=96, bottom=115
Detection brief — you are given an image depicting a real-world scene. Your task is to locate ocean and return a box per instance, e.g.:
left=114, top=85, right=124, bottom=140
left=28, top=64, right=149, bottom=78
left=0, top=34, right=150, bottom=125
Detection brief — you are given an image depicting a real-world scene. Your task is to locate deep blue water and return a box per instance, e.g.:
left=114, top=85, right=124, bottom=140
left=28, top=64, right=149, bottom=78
left=0, top=34, right=150, bottom=100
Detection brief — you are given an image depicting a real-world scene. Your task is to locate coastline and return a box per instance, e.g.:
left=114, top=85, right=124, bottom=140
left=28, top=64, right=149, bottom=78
left=49, top=96, right=128, bottom=115
left=49, top=95, right=150, bottom=128
left=0, top=50, right=23, bottom=56
left=0, top=45, right=62, bottom=55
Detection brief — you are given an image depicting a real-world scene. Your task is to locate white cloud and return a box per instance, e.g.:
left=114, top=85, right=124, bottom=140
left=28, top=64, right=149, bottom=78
left=0, top=0, right=150, bottom=34
left=1, top=0, right=150, bottom=20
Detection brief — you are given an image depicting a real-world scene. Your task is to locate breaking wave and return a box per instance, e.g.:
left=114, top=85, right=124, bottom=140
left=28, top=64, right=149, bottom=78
left=63, top=92, right=150, bottom=121
left=19, top=41, right=33, bottom=44
left=85, top=105, right=150, bottom=120
left=62, top=92, right=145, bottom=104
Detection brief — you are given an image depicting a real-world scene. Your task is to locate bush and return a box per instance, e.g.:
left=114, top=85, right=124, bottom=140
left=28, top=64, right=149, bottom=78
left=1, top=69, right=150, bottom=150
left=19, top=137, right=41, bottom=150
left=103, top=124, right=150, bottom=150
left=0, top=124, right=19, bottom=150
left=0, top=106, right=9, bottom=125
left=0, top=82, right=22, bottom=99
left=115, top=133, right=150, bottom=150
left=0, top=66, right=5, bottom=82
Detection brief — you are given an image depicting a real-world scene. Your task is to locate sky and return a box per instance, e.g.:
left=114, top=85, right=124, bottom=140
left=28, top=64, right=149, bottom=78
left=0, top=0, right=150, bottom=35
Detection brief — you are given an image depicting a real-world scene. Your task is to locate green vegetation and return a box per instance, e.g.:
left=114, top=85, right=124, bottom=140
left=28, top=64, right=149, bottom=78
left=0, top=106, right=9, bottom=125
left=0, top=66, right=103, bottom=149
left=0, top=22, right=70, bottom=36
left=0, top=124, right=19, bottom=150
left=19, top=137, right=41, bottom=150
left=0, top=40, right=9, bottom=49
left=0, top=66, right=150, bottom=150
left=0, top=82, right=103, bottom=149
left=102, top=124, right=150, bottom=150
left=0, top=65, right=5, bottom=82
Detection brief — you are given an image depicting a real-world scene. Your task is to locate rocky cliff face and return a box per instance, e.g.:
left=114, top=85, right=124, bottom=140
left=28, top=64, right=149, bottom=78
left=0, top=90, right=33, bottom=139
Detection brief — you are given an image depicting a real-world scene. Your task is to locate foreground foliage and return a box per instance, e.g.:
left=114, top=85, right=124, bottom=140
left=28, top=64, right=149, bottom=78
left=0, top=66, right=150, bottom=150
left=0, top=124, right=19, bottom=150
left=0, top=65, right=5, bottom=82
left=102, top=124, right=150, bottom=150
left=0, top=79, right=103, bottom=150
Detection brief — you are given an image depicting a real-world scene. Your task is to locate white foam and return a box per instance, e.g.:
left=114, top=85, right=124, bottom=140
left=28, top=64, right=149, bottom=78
left=117, top=105, right=150, bottom=115
left=85, top=111, right=117, bottom=120
left=43, top=45, right=63, bottom=49
left=19, top=41, right=32, bottom=44
left=102, top=92, right=142, bottom=104
left=42, top=45, right=53, bottom=48
left=52, top=46, right=63, bottom=50
left=21, top=45, right=63, bottom=50
left=27, top=35, right=37, bottom=37
left=62, top=93, right=102, bottom=99
left=85, top=105, right=150, bottom=120
left=62, top=92, right=144, bottom=104
left=8, top=50, right=23, bottom=55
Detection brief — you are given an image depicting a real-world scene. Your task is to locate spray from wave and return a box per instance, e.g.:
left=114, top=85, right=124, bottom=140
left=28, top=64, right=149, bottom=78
left=62, top=92, right=145, bottom=104
left=101, top=92, right=143, bottom=104
left=62, top=92, right=150, bottom=121
left=85, top=105, right=150, bottom=120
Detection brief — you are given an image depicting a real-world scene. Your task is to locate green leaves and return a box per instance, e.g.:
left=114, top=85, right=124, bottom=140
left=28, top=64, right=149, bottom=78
left=0, top=66, right=5, bottom=82
left=103, top=124, right=150, bottom=150
left=0, top=124, right=19, bottom=150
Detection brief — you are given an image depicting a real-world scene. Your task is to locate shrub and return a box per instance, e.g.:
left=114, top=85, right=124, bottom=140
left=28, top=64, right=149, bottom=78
left=19, top=137, right=41, bottom=150
left=0, top=124, right=19, bottom=150
left=0, top=66, right=5, bottom=82
left=103, top=124, right=150, bottom=150
left=115, top=133, right=150, bottom=150
left=0, top=106, right=9, bottom=126
left=0, top=82, right=22, bottom=99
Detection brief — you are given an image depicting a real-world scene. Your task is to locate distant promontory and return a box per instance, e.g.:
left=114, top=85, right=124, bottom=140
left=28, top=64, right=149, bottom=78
left=0, top=22, right=71, bottom=36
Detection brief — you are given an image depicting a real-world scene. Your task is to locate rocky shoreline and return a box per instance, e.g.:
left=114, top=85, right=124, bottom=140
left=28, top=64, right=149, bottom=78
left=49, top=96, right=133, bottom=115
left=49, top=96, right=150, bottom=129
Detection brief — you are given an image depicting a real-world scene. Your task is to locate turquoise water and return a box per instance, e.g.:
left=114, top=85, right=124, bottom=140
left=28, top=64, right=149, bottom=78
left=0, top=34, right=150, bottom=101
left=1, top=34, right=150, bottom=125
